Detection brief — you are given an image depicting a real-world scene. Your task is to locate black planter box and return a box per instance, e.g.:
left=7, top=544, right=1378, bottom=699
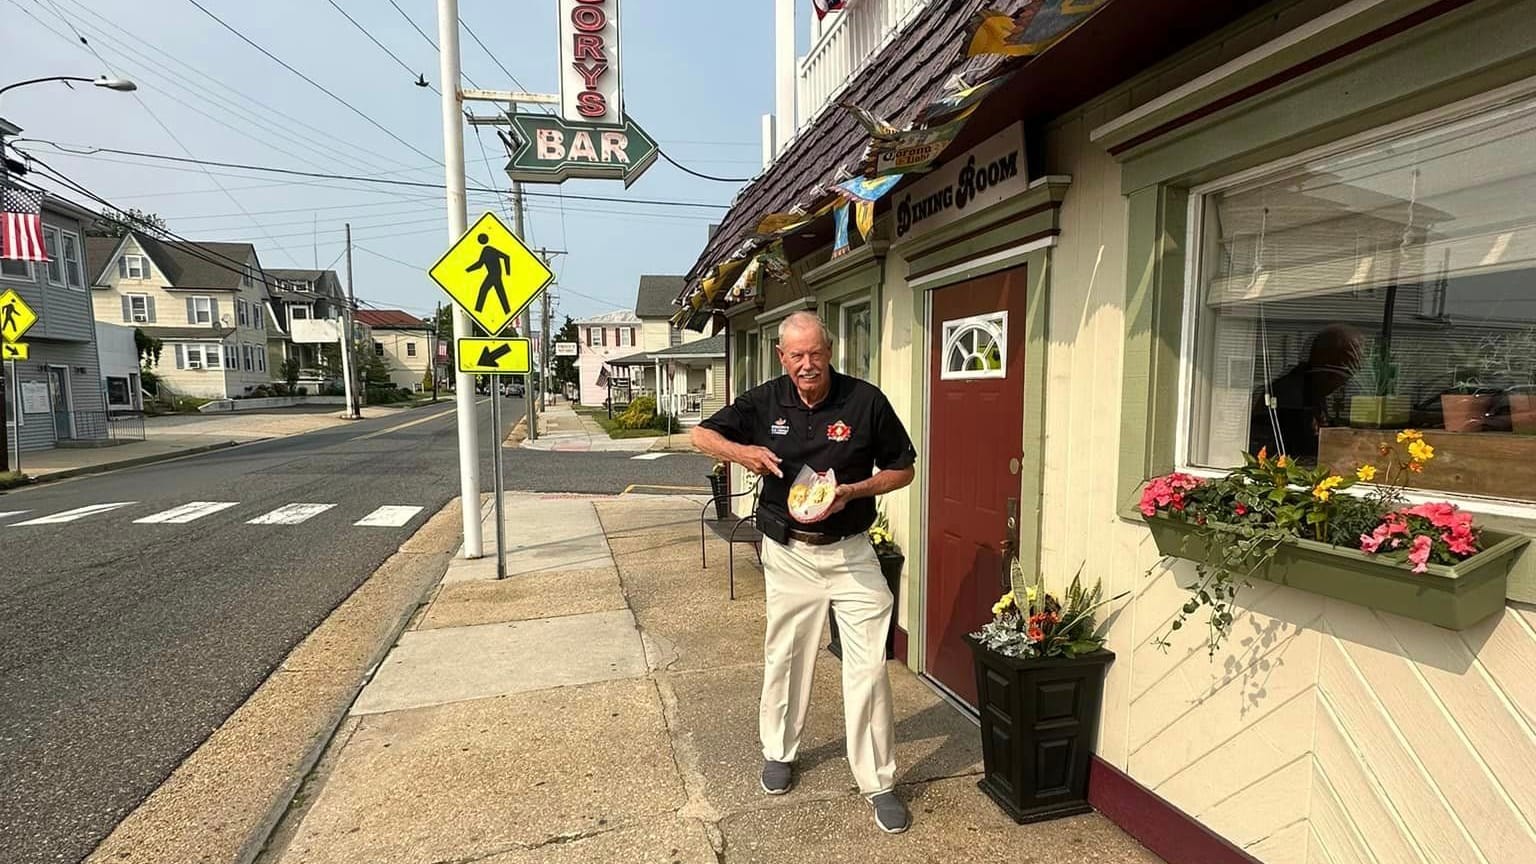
left=828, top=551, right=903, bottom=660
left=964, top=634, right=1114, bottom=824
left=706, top=473, right=729, bottom=519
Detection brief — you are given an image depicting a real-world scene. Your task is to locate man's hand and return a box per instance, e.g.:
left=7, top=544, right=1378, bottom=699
left=737, top=445, right=784, bottom=478
left=799, top=485, right=853, bottom=523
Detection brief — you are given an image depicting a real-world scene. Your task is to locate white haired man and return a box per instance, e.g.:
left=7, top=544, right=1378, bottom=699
left=691, top=311, right=917, bottom=833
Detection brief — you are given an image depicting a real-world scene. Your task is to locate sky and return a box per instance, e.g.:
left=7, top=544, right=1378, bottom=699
left=0, top=0, right=798, bottom=329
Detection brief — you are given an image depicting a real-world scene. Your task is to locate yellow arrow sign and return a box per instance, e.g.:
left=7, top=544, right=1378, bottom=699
left=429, top=212, right=553, bottom=337
left=1, top=342, right=27, bottom=361
left=457, top=337, right=532, bottom=374
left=0, top=289, right=39, bottom=344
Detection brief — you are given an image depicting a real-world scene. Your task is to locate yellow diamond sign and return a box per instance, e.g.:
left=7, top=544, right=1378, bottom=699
left=429, top=212, right=552, bottom=337
left=0, top=289, right=39, bottom=343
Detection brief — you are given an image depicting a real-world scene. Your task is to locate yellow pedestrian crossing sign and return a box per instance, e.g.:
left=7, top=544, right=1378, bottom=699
left=457, top=337, right=531, bottom=374
left=0, top=289, right=38, bottom=343
left=1, top=342, right=27, bottom=361
left=429, top=212, right=552, bottom=337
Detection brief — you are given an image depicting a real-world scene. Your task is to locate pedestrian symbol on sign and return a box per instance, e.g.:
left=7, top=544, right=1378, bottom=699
left=467, top=233, right=512, bottom=315
left=0, top=289, right=39, bottom=344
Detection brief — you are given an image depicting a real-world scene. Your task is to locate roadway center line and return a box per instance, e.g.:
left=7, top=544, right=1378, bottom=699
left=630, top=452, right=670, bottom=460
left=0, top=510, right=30, bottom=521
left=354, top=505, right=425, bottom=527
left=354, top=400, right=487, bottom=441
left=134, top=501, right=240, bottom=525
left=246, top=503, right=336, bottom=525
left=12, top=502, right=136, bottom=526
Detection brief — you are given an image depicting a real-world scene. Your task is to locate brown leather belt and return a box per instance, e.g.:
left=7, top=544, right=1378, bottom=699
left=786, top=528, right=852, bottom=546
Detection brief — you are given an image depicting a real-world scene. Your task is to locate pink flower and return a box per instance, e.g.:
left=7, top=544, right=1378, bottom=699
left=1234, top=503, right=1248, bottom=516
left=1140, top=473, right=1204, bottom=516
left=1404, top=502, right=1459, bottom=530
left=1408, top=535, right=1433, bottom=573
left=1360, top=531, right=1385, bottom=553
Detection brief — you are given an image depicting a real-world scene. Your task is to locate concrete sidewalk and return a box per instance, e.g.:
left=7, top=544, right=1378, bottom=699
left=519, top=403, right=656, bottom=453
left=258, top=493, right=1163, bottom=863
left=18, top=403, right=434, bottom=480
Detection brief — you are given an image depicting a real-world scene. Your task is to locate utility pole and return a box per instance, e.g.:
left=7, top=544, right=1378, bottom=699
left=342, top=222, right=361, bottom=420
left=437, top=0, right=483, bottom=559
left=539, top=280, right=551, bottom=410
left=510, top=179, right=536, bottom=441
left=431, top=300, right=441, bottom=404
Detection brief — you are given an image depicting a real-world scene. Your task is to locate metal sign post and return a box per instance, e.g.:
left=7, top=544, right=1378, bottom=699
left=457, top=339, right=531, bottom=581
left=489, top=373, right=507, bottom=579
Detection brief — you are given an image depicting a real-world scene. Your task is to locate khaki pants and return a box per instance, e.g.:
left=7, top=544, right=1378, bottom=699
left=759, top=535, right=896, bottom=796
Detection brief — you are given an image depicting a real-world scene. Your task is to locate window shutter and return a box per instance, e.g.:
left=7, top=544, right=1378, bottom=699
left=186, top=297, right=196, bottom=323
left=146, top=296, right=156, bottom=323
left=175, top=344, right=185, bottom=370
left=210, top=299, right=220, bottom=325
left=602, top=328, right=608, bottom=346
left=118, top=257, right=127, bottom=278
left=121, top=296, right=131, bottom=322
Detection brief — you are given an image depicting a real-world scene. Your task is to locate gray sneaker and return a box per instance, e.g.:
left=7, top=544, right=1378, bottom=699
left=760, top=760, right=793, bottom=795
left=870, top=792, right=909, bottom=834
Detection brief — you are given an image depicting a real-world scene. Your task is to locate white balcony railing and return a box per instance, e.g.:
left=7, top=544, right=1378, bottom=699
left=796, top=0, right=929, bottom=132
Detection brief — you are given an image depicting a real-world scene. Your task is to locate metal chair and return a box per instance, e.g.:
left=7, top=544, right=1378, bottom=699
left=699, top=477, right=762, bottom=600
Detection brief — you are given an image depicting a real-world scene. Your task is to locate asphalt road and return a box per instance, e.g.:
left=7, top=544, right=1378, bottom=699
left=0, top=398, right=710, bottom=864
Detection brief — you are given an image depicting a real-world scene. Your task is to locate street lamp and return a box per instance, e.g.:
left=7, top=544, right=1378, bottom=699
left=0, top=75, right=137, bottom=99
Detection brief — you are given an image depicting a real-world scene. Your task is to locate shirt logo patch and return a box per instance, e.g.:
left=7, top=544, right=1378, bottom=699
left=770, top=417, right=790, bottom=436
left=827, top=420, right=852, bottom=442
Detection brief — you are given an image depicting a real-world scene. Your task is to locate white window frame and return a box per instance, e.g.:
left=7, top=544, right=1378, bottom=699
left=121, top=254, right=149, bottom=280
left=59, top=231, right=83, bottom=290
left=43, top=226, right=64, bottom=286
left=128, top=294, right=151, bottom=324
left=224, top=345, right=239, bottom=370
left=406, top=341, right=417, bottom=357
left=237, top=299, right=248, bottom=327
left=105, top=375, right=134, bottom=409
left=839, top=295, right=873, bottom=379
left=191, top=296, right=213, bottom=325
left=587, top=326, right=601, bottom=347
left=0, top=257, right=31, bottom=282
left=1176, top=79, right=1536, bottom=520
left=939, top=311, right=1008, bottom=381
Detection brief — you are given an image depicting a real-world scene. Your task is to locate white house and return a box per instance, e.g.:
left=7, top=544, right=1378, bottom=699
left=572, top=309, right=642, bottom=406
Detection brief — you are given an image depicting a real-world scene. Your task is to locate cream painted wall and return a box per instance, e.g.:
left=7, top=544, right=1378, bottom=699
left=371, top=328, right=430, bottom=391
left=1041, top=78, right=1536, bottom=864
left=878, top=257, right=917, bottom=636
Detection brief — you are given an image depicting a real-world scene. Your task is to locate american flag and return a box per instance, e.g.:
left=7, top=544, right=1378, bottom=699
left=2, top=185, right=49, bottom=263
left=813, top=0, right=847, bottom=20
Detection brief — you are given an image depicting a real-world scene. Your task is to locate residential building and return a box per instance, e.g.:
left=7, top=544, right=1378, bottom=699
left=572, top=309, right=642, bottom=406
left=263, top=268, right=345, bottom=376
left=88, top=231, right=271, bottom=399
left=686, top=2, right=1536, bottom=861
left=607, top=274, right=726, bottom=423
left=354, top=309, right=432, bottom=391
left=1, top=176, right=112, bottom=453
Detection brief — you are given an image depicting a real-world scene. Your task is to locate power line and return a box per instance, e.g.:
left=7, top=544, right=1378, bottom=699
left=182, top=0, right=442, bottom=167
left=458, top=18, right=552, bottom=115
left=657, top=149, right=756, bottom=183
left=386, top=0, right=480, bottom=90
left=323, top=0, right=435, bottom=93
left=14, top=141, right=732, bottom=210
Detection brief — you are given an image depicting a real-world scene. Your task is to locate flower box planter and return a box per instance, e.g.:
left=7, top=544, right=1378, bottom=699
left=964, top=634, right=1114, bottom=824
left=705, top=472, right=730, bottom=520
left=1144, top=515, right=1528, bottom=629
left=828, top=551, right=903, bottom=661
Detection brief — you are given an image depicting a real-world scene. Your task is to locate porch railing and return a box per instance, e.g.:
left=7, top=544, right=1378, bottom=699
left=796, top=0, right=929, bottom=132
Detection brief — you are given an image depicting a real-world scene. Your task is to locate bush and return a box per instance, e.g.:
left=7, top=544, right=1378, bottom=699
left=652, top=411, right=680, bottom=432
left=271, top=382, right=290, bottom=397
left=615, top=396, right=656, bottom=429
left=297, top=386, right=309, bottom=396
left=250, top=385, right=272, bottom=398
left=0, top=471, right=31, bottom=490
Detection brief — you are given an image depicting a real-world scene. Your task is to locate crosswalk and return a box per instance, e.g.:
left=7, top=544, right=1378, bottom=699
left=0, top=501, right=426, bottom=530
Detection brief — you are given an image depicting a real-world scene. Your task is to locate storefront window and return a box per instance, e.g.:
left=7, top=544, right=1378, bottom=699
left=1186, top=97, right=1536, bottom=505
left=842, top=300, right=873, bottom=381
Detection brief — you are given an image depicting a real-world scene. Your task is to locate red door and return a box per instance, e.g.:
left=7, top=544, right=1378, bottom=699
left=925, top=265, right=1028, bottom=707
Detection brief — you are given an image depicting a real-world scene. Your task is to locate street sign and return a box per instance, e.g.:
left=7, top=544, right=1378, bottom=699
left=505, top=112, right=657, bottom=187
left=1, top=342, right=27, bottom=361
left=0, top=289, right=38, bottom=343
left=429, top=212, right=553, bottom=336
left=457, top=337, right=532, bottom=374
left=554, top=342, right=579, bottom=357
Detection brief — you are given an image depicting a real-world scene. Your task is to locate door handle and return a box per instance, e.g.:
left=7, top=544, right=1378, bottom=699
left=1000, top=497, right=1020, bottom=590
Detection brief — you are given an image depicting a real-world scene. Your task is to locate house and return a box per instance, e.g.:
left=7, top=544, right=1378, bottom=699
left=354, top=309, right=432, bottom=392
left=263, top=268, right=345, bottom=377
left=88, top=231, right=271, bottom=399
left=571, top=309, right=642, bottom=406
left=682, top=2, right=1536, bottom=862
left=606, top=274, right=726, bottom=422
left=1, top=172, right=113, bottom=454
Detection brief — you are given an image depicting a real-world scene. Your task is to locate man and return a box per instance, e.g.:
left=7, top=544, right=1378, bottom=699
left=1248, top=323, right=1364, bottom=462
left=692, top=311, right=917, bottom=834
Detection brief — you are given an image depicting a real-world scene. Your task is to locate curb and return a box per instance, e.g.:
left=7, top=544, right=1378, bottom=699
left=18, top=440, right=250, bottom=487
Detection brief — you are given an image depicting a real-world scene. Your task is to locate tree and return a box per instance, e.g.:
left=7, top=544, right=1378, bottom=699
left=133, top=327, right=163, bottom=369
left=362, top=342, right=392, bottom=386
left=553, top=316, right=579, bottom=390
left=432, top=305, right=454, bottom=369
left=90, top=208, right=167, bottom=238
left=281, top=357, right=301, bottom=391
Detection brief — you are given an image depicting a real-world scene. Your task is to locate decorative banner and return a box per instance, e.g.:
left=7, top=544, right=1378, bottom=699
left=835, top=175, right=901, bottom=203
left=756, top=211, right=816, bottom=237
left=965, top=1, right=1108, bottom=58
left=868, top=114, right=971, bottom=176
left=559, top=0, right=623, bottom=125
left=915, top=72, right=1013, bottom=127
left=854, top=200, right=875, bottom=242
left=831, top=202, right=851, bottom=258
left=842, top=102, right=901, bottom=139
left=892, top=122, right=1029, bottom=245
left=506, top=112, right=657, bottom=187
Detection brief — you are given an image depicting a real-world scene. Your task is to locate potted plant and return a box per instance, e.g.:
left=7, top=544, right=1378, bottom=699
left=966, top=565, right=1126, bottom=824
left=828, top=511, right=904, bottom=660
left=705, top=461, right=730, bottom=519
left=1499, top=328, right=1536, bottom=434
left=1141, top=436, right=1528, bottom=649
left=1441, top=344, right=1498, bottom=432
left=1349, top=342, right=1410, bottom=428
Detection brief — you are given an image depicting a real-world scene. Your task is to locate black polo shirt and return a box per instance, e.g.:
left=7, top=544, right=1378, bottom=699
left=700, top=370, right=916, bottom=536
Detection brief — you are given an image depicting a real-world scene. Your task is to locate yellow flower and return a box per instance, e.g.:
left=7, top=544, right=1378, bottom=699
left=1312, top=475, right=1344, bottom=502
left=992, top=592, right=1015, bottom=616
left=1025, top=585, right=1040, bottom=604
left=1356, top=465, right=1378, bottom=482
left=1397, top=429, right=1423, bottom=443
left=1408, top=439, right=1435, bottom=463
left=1276, top=455, right=1290, bottom=468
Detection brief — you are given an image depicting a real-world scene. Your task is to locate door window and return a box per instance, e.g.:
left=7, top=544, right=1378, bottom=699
left=941, top=312, right=1008, bottom=379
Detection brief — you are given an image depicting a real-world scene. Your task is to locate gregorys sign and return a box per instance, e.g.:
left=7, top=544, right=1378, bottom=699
left=893, top=123, right=1029, bottom=244
left=560, top=0, right=623, bottom=125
